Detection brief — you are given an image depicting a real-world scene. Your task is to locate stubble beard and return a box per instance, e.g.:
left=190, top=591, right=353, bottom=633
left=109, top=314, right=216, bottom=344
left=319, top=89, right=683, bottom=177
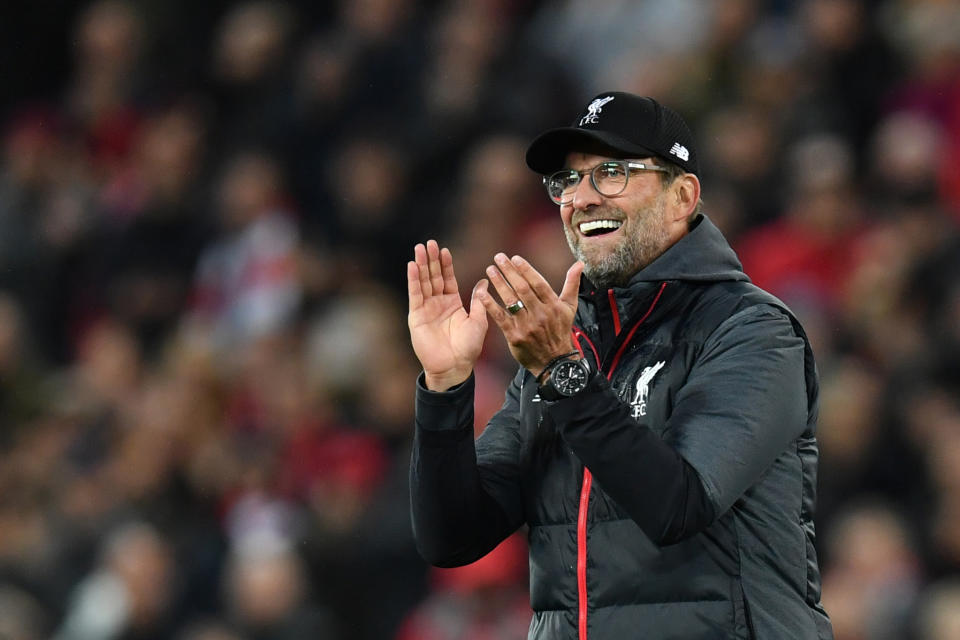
left=564, top=196, right=671, bottom=289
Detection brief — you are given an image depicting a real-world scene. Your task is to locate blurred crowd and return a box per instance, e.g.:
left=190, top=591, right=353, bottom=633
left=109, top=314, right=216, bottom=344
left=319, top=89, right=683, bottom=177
left=0, top=0, right=959, bottom=638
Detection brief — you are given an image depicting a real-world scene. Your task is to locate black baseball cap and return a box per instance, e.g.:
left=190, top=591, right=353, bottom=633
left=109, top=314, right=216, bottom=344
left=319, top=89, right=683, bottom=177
left=525, top=91, right=699, bottom=176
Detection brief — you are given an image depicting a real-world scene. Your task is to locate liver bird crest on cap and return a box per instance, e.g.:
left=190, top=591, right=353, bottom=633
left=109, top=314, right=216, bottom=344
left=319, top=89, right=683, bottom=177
left=579, top=96, right=615, bottom=126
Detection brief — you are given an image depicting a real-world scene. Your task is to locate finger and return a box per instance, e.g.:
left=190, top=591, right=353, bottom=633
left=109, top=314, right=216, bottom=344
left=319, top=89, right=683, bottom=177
left=426, top=240, right=445, bottom=297
left=407, top=261, right=423, bottom=312
left=414, top=243, right=432, bottom=297
left=510, top=254, right=558, bottom=303
left=485, top=263, right=520, bottom=309
left=469, top=279, right=489, bottom=324
left=440, top=247, right=459, bottom=296
left=559, top=261, right=584, bottom=310
left=493, top=253, right=556, bottom=306
left=494, top=253, right=540, bottom=305
left=476, top=280, right=511, bottom=332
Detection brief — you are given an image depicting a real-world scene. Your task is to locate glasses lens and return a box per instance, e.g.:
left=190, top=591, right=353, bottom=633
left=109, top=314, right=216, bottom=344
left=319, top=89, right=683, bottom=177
left=545, top=171, right=580, bottom=203
left=592, top=162, right=629, bottom=196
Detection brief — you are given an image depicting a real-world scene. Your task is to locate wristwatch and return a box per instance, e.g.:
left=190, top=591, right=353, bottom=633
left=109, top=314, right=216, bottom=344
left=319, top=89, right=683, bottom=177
left=538, top=356, right=591, bottom=401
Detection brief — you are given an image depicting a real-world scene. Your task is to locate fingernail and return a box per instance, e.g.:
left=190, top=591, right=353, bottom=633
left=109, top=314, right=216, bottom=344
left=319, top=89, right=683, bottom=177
left=511, top=255, right=523, bottom=265
left=494, top=253, right=507, bottom=264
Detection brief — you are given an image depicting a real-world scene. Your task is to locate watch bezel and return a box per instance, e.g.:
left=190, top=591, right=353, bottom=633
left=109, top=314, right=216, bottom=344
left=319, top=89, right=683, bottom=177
left=540, top=357, right=590, bottom=400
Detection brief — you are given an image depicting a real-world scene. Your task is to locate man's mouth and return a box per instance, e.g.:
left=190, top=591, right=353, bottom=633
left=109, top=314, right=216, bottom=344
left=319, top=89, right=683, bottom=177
left=578, top=219, right=623, bottom=237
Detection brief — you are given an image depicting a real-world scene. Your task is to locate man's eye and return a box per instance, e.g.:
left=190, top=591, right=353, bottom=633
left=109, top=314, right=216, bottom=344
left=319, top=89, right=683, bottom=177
left=557, top=173, right=580, bottom=188
left=597, top=165, right=626, bottom=179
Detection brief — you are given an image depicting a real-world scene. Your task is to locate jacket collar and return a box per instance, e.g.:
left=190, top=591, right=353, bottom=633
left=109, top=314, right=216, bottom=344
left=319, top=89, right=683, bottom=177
left=628, top=214, right=749, bottom=284
left=576, top=215, right=749, bottom=336
left=579, top=215, right=748, bottom=292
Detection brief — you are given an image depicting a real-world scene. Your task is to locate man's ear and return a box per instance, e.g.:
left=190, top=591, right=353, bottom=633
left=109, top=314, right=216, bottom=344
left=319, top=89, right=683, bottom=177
left=669, top=173, right=700, bottom=222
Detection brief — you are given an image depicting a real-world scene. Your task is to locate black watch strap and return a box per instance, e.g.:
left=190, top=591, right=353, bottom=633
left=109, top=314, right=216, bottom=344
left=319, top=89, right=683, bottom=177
left=537, top=378, right=564, bottom=401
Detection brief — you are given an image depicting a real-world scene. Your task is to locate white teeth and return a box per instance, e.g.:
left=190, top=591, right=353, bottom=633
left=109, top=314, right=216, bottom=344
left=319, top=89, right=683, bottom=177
left=579, top=219, right=623, bottom=235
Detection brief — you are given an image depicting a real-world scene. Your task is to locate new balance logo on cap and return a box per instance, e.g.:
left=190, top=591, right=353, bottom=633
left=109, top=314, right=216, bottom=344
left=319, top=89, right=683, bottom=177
left=669, top=143, right=689, bottom=161
left=579, top=96, right=615, bottom=126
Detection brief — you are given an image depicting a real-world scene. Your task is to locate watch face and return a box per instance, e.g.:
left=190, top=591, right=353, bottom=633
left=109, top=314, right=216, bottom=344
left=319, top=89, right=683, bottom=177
left=552, top=359, right=589, bottom=396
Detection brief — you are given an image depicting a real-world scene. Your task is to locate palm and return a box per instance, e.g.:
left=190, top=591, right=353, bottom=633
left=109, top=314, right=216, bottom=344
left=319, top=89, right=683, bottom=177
left=407, top=242, right=487, bottom=389
left=409, top=289, right=486, bottom=373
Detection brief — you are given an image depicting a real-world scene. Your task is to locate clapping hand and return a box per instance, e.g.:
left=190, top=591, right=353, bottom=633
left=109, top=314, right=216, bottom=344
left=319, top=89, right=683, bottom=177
left=407, top=240, right=488, bottom=391
left=408, top=240, right=583, bottom=389
left=477, top=253, right=583, bottom=376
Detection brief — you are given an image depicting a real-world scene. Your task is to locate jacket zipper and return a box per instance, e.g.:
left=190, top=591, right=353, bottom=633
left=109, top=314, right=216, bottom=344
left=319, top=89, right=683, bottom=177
left=575, top=282, right=667, bottom=640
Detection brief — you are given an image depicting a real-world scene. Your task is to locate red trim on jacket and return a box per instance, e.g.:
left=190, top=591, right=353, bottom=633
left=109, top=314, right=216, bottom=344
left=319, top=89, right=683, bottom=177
left=607, top=289, right=621, bottom=335
left=572, top=326, right=600, bottom=365
left=607, top=282, right=668, bottom=374
left=577, top=468, right=594, bottom=640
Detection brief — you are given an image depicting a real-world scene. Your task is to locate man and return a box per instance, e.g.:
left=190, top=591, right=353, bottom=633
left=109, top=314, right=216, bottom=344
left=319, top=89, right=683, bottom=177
left=406, top=92, right=833, bottom=639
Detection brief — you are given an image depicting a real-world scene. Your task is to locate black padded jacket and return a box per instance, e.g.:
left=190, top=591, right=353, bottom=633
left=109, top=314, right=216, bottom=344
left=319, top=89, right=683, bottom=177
left=411, top=216, right=834, bottom=639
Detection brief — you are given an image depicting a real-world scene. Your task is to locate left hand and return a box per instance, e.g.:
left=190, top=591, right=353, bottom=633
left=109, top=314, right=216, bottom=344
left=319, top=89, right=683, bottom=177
left=477, top=253, right=583, bottom=375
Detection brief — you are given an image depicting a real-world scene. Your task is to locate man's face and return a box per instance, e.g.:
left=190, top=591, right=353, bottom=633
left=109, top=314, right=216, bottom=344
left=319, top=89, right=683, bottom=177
left=559, top=152, right=674, bottom=288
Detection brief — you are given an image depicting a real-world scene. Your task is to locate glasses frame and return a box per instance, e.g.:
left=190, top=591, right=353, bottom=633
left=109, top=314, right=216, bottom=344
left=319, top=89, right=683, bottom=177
left=543, top=160, right=668, bottom=205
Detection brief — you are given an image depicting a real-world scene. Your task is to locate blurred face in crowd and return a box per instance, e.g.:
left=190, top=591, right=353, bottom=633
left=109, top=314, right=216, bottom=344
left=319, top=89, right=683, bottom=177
left=106, top=524, right=174, bottom=627
left=76, top=0, right=142, bottom=72
left=217, top=153, right=282, bottom=229
left=558, top=152, right=697, bottom=288
left=214, top=1, right=291, bottom=84
left=227, top=549, right=304, bottom=628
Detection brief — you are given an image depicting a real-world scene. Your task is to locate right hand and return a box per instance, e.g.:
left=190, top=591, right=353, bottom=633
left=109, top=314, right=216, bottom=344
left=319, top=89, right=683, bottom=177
left=407, top=240, right=488, bottom=391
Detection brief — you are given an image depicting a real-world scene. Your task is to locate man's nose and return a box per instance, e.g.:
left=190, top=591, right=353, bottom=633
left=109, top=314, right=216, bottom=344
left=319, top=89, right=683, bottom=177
left=571, top=174, right=602, bottom=210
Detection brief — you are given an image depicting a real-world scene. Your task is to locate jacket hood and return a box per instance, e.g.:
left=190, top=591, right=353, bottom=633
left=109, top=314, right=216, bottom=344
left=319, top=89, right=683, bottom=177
left=622, top=214, right=749, bottom=285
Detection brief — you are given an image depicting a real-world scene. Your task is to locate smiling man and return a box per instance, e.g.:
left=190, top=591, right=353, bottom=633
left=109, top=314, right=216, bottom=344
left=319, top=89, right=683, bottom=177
left=407, top=92, right=834, bottom=639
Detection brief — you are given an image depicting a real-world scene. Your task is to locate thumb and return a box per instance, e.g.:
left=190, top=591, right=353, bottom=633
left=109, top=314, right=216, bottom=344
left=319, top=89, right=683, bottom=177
left=470, top=279, right=490, bottom=323
left=559, top=261, right=584, bottom=309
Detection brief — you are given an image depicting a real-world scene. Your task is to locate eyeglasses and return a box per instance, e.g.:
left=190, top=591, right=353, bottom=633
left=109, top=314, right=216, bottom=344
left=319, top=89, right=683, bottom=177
left=543, top=160, right=668, bottom=204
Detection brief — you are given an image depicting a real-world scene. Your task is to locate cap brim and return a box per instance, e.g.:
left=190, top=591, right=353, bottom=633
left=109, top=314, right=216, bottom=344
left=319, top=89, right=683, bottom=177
left=525, top=127, right=660, bottom=174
